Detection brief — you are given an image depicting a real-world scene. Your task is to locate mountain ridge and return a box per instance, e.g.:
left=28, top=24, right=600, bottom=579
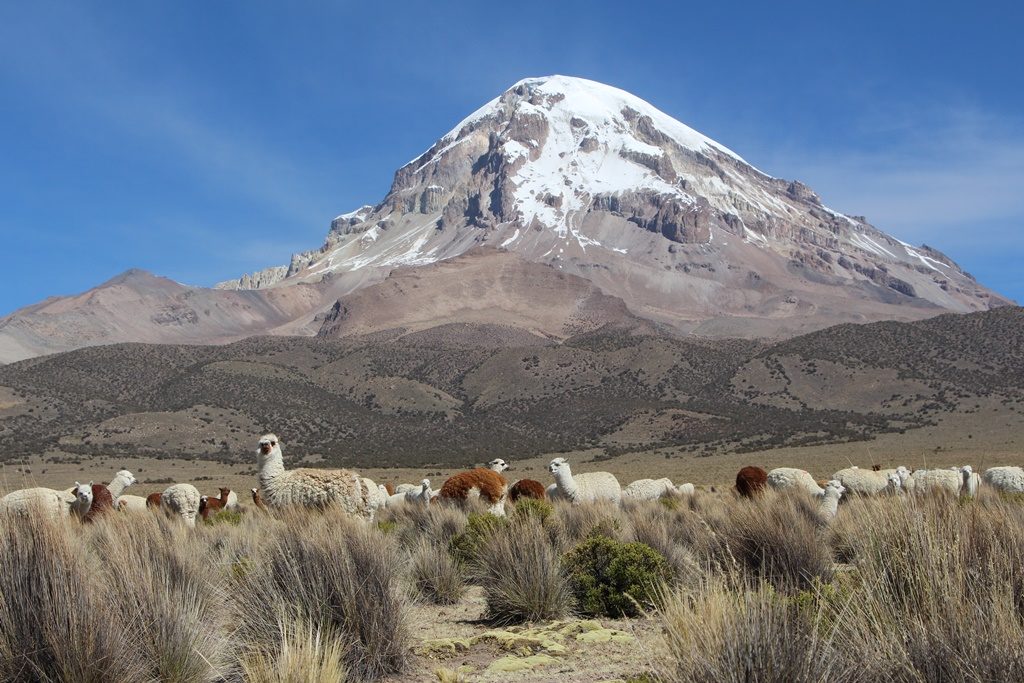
left=0, top=306, right=1020, bottom=466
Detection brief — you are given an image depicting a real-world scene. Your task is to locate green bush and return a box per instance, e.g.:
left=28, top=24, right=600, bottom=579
left=512, top=497, right=554, bottom=524
left=206, top=509, right=243, bottom=526
left=563, top=535, right=672, bottom=617
left=448, top=513, right=508, bottom=566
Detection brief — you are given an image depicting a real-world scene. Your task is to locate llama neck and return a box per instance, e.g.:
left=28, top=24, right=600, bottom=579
left=108, top=475, right=130, bottom=499
left=555, top=469, right=579, bottom=500
left=258, top=448, right=286, bottom=490
left=820, top=492, right=840, bottom=516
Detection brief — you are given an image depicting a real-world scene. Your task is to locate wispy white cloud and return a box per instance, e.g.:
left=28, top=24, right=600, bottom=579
left=757, top=107, right=1024, bottom=249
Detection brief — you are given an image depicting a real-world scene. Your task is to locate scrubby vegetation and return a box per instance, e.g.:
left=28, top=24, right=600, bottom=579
left=3, top=307, right=1021, bottom=465
left=563, top=535, right=672, bottom=618
left=4, top=486, right=1024, bottom=681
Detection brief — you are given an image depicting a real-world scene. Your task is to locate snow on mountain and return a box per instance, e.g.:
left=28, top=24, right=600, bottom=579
left=213, top=74, right=1006, bottom=337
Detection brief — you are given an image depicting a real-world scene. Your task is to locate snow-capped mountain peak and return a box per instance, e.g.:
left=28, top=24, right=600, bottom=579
left=216, top=75, right=1007, bottom=335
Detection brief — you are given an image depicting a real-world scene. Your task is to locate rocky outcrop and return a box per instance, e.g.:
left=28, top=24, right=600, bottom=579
left=215, top=265, right=289, bottom=291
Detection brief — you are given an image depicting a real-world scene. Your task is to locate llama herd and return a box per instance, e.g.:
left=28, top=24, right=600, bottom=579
left=3, top=431, right=1024, bottom=526
left=736, top=462, right=1024, bottom=518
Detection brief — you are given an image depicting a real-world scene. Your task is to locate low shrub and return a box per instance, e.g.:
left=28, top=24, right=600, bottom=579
left=563, top=535, right=672, bottom=617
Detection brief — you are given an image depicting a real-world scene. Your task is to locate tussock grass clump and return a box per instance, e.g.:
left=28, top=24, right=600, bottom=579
left=511, top=497, right=554, bottom=524
left=382, top=503, right=467, bottom=549
left=233, top=508, right=409, bottom=681
left=89, top=514, right=233, bottom=682
left=448, top=511, right=508, bottom=566
left=659, top=579, right=847, bottom=683
left=719, top=490, right=833, bottom=592
left=627, top=503, right=702, bottom=583
left=564, top=535, right=672, bottom=617
left=825, top=494, right=1024, bottom=681
left=410, top=538, right=467, bottom=605
left=0, top=513, right=145, bottom=683
left=241, top=618, right=348, bottom=683
left=475, top=518, right=574, bottom=624
left=659, top=492, right=1024, bottom=683
left=549, top=500, right=630, bottom=549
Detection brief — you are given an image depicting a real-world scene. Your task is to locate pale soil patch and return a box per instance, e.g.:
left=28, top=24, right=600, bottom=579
left=386, top=587, right=664, bottom=682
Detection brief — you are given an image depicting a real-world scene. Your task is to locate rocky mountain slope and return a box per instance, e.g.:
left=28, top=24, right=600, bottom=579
left=0, top=76, right=1010, bottom=363
left=0, top=307, right=1020, bottom=466
left=222, top=75, right=1010, bottom=336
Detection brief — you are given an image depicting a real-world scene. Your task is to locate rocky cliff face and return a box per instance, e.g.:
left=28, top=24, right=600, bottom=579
left=220, top=75, right=1009, bottom=337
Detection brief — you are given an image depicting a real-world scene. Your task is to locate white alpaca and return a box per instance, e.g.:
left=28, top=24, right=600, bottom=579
left=766, top=468, right=824, bottom=495
left=389, top=479, right=435, bottom=507
left=831, top=466, right=908, bottom=495
left=116, top=494, right=149, bottom=512
left=885, top=472, right=904, bottom=495
left=982, top=466, right=1024, bottom=494
left=71, top=481, right=94, bottom=519
left=160, top=484, right=201, bottom=526
left=404, top=478, right=435, bottom=506
left=547, top=458, right=621, bottom=505
left=0, top=485, right=80, bottom=519
left=395, top=483, right=418, bottom=495
left=817, top=481, right=845, bottom=519
left=906, top=468, right=962, bottom=494
left=622, top=478, right=678, bottom=500
left=256, top=434, right=373, bottom=518
left=677, top=482, right=695, bottom=496
left=955, top=466, right=979, bottom=497
left=107, top=470, right=137, bottom=502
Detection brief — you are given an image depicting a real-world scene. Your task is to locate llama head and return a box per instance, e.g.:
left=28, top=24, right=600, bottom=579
left=887, top=472, right=902, bottom=489
left=421, top=478, right=431, bottom=490
left=199, top=496, right=209, bottom=513
left=488, top=458, right=509, bottom=472
left=548, top=457, right=569, bottom=475
left=825, top=481, right=845, bottom=497
left=219, top=487, right=231, bottom=498
left=115, top=470, right=137, bottom=487
left=256, top=434, right=280, bottom=456
left=959, top=465, right=973, bottom=475
left=75, top=482, right=94, bottom=507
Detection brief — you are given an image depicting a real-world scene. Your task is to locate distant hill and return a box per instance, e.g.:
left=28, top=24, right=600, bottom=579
left=0, top=307, right=1020, bottom=468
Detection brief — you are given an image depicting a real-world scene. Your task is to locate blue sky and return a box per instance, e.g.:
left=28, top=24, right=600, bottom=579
left=1, top=1, right=1022, bottom=315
